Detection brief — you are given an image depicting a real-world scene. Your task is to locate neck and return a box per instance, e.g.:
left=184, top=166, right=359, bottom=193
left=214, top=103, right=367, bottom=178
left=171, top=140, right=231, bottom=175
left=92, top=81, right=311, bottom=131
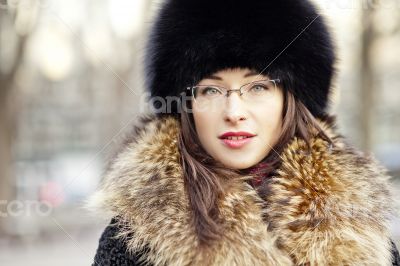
left=244, top=161, right=270, bottom=187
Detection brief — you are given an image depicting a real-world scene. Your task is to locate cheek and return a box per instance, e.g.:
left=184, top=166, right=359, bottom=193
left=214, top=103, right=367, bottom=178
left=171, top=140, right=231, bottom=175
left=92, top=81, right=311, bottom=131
left=271, top=118, right=283, bottom=144
left=192, top=108, right=215, bottom=144
left=256, top=102, right=283, bottom=144
left=271, top=110, right=284, bottom=144
left=193, top=107, right=205, bottom=133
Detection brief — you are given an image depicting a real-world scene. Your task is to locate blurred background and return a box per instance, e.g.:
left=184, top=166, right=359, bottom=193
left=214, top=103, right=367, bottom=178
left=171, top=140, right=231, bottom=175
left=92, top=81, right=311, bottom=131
left=0, top=0, right=399, bottom=265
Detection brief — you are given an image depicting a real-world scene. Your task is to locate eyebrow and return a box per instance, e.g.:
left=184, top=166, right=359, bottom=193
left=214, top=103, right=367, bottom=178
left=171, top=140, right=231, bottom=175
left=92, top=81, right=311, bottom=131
left=244, top=71, right=260, bottom=77
left=204, top=70, right=260, bottom=80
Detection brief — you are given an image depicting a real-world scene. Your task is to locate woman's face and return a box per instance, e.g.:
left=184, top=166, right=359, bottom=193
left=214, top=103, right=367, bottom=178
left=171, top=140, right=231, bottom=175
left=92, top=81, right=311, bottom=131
left=192, top=67, right=284, bottom=169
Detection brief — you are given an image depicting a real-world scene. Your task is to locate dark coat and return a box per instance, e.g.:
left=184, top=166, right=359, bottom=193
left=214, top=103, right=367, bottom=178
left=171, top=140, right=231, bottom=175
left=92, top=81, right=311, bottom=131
left=92, top=218, right=400, bottom=266
left=89, top=114, right=400, bottom=265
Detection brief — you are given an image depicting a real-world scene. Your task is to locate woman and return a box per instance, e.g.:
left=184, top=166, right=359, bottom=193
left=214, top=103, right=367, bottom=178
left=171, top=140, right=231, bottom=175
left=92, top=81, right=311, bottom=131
left=88, top=0, right=400, bottom=265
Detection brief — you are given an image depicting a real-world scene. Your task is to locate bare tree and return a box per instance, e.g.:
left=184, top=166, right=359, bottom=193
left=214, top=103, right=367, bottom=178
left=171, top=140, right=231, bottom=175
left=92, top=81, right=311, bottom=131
left=359, top=4, right=377, bottom=152
left=0, top=9, right=27, bottom=236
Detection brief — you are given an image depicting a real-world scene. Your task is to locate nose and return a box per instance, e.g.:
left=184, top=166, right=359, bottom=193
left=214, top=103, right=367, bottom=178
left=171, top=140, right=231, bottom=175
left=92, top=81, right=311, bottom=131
left=223, top=92, right=247, bottom=124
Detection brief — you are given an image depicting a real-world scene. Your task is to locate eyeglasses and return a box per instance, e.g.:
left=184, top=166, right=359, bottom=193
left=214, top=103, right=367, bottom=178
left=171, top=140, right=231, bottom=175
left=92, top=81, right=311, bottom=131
left=188, top=79, right=280, bottom=106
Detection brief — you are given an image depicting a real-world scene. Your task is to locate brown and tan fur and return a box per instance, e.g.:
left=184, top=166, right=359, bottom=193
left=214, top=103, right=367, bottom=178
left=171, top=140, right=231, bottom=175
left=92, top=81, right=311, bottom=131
left=88, top=114, right=397, bottom=266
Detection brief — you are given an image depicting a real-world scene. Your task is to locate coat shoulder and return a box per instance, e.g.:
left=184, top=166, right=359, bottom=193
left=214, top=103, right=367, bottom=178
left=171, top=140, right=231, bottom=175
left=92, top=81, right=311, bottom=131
left=392, top=240, right=400, bottom=265
left=93, top=218, right=151, bottom=266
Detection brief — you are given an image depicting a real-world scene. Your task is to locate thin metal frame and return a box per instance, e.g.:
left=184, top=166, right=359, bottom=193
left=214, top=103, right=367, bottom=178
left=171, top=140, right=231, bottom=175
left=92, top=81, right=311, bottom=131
left=188, top=79, right=281, bottom=102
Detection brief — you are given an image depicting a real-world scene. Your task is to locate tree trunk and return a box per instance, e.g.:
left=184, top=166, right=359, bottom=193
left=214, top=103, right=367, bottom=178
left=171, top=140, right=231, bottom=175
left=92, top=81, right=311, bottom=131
left=359, top=6, right=376, bottom=152
left=0, top=24, right=26, bottom=235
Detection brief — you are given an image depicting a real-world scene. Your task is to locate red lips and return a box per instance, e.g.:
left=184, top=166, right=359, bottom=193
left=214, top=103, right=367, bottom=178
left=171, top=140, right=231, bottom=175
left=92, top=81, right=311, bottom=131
left=218, top=131, right=256, bottom=149
left=218, top=131, right=256, bottom=139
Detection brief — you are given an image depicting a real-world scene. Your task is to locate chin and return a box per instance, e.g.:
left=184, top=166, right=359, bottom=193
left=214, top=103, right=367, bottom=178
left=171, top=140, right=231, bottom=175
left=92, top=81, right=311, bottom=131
left=221, top=159, right=254, bottom=170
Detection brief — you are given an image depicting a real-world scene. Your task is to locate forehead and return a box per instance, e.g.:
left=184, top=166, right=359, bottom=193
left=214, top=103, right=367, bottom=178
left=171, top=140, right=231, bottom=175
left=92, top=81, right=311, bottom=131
left=203, top=68, right=267, bottom=81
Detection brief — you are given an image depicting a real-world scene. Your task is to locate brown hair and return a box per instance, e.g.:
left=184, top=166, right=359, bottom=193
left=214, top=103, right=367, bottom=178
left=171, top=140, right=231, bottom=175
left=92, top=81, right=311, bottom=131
left=178, top=88, right=332, bottom=247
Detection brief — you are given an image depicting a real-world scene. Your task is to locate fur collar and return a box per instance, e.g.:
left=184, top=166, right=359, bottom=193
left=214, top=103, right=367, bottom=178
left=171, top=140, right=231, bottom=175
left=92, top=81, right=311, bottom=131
left=88, top=114, right=396, bottom=266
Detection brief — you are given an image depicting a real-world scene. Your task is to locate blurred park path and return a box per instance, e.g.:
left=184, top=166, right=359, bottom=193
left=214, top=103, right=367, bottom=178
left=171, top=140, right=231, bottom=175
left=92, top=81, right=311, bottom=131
left=0, top=218, right=107, bottom=266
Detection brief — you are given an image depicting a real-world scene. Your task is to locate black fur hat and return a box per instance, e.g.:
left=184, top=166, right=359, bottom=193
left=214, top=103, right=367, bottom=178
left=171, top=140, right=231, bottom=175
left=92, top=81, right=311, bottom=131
left=144, top=0, right=336, bottom=118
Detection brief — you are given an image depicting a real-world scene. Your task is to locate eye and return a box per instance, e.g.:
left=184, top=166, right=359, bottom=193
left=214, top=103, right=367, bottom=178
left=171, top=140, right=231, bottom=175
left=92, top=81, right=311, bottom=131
left=250, top=83, right=269, bottom=92
left=201, top=86, right=222, bottom=96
